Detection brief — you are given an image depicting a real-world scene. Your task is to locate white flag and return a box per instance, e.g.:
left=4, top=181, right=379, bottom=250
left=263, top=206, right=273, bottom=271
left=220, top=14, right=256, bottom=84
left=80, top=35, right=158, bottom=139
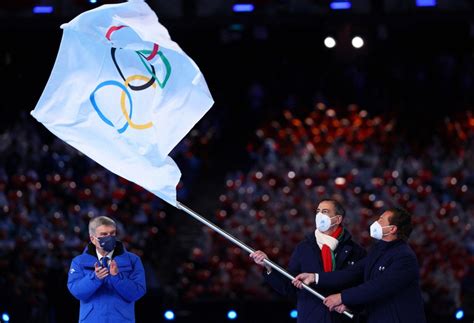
left=31, top=0, right=214, bottom=206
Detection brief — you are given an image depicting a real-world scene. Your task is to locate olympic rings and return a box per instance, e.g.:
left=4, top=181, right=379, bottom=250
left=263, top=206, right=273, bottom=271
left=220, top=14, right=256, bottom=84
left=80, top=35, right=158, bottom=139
left=89, top=25, right=172, bottom=133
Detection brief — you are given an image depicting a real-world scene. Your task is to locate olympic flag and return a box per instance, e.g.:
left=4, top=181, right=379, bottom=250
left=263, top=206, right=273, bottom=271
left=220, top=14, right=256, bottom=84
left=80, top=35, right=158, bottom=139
left=31, top=0, right=214, bottom=205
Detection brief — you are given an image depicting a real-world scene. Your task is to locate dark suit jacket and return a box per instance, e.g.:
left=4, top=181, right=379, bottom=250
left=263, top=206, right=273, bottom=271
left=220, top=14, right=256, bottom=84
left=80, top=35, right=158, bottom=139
left=318, top=239, right=426, bottom=323
left=265, top=229, right=366, bottom=323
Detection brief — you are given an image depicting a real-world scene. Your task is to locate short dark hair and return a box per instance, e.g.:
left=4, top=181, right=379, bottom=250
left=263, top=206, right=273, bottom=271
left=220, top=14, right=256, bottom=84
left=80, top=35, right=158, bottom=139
left=319, top=198, right=345, bottom=217
left=387, top=207, right=413, bottom=241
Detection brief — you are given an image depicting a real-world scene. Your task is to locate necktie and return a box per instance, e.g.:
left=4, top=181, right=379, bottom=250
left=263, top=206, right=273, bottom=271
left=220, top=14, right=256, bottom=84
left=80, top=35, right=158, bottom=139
left=101, top=256, right=108, bottom=268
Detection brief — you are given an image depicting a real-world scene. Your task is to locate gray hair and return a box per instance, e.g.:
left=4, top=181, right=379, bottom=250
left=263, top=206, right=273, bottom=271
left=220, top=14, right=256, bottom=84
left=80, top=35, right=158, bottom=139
left=89, top=216, right=116, bottom=236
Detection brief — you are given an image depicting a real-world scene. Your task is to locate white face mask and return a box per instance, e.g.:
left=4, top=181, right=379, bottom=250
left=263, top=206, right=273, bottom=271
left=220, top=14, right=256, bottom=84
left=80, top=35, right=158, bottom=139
left=370, top=221, right=393, bottom=240
left=315, top=212, right=337, bottom=232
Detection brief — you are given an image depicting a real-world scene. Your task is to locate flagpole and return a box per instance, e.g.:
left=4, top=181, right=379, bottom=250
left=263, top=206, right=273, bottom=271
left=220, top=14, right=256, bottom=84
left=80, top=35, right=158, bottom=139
left=176, top=201, right=354, bottom=319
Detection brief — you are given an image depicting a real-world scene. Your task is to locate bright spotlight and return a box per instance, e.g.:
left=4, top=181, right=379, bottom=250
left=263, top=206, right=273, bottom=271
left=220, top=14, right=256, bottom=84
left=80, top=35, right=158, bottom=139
left=324, top=37, right=336, bottom=48
left=164, top=310, right=175, bottom=320
left=330, top=1, right=352, bottom=10
left=89, top=0, right=97, bottom=3
left=233, top=4, right=255, bottom=12
left=290, top=309, right=298, bottom=318
left=416, top=0, right=436, bottom=7
left=455, top=309, right=464, bottom=320
left=32, top=6, right=54, bottom=14
left=352, top=36, right=364, bottom=48
left=227, top=310, right=237, bottom=320
left=2, top=313, right=10, bottom=322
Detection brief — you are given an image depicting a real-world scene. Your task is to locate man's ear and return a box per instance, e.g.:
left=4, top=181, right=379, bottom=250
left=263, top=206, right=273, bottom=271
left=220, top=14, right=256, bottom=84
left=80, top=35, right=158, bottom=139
left=390, top=225, right=398, bottom=236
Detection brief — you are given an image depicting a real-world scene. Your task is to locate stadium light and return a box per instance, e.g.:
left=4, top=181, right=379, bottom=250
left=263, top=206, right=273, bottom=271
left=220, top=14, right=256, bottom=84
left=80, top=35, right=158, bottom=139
left=233, top=4, right=254, bottom=12
left=164, top=310, right=175, bottom=320
left=227, top=310, right=237, bottom=320
left=455, top=309, right=464, bottom=320
left=324, top=37, right=336, bottom=48
left=32, top=6, right=54, bottom=14
left=290, top=309, right=298, bottom=319
left=352, top=36, right=364, bottom=48
left=416, top=0, right=436, bottom=7
left=330, top=1, right=351, bottom=10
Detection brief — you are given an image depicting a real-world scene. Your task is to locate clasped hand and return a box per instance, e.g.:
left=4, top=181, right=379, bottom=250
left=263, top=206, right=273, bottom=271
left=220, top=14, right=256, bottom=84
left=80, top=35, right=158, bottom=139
left=94, top=260, right=119, bottom=279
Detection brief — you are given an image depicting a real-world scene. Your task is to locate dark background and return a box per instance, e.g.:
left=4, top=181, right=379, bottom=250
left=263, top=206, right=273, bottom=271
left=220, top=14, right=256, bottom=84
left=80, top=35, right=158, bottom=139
left=0, top=0, right=473, bottom=322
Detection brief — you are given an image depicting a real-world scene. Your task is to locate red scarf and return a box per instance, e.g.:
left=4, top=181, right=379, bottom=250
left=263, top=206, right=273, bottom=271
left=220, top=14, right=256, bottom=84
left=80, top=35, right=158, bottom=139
left=321, top=226, right=343, bottom=272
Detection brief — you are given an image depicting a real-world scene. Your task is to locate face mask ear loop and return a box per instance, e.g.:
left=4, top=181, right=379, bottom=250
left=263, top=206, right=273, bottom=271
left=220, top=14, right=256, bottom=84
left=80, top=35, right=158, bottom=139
left=383, top=225, right=395, bottom=236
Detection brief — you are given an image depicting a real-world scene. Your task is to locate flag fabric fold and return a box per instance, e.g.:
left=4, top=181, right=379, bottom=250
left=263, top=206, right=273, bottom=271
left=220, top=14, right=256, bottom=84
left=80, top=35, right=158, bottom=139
left=31, top=0, right=214, bottom=206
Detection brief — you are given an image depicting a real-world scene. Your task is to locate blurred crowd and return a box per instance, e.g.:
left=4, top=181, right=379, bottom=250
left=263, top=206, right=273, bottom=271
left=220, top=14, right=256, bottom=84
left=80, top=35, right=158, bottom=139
left=177, top=104, right=474, bottom=317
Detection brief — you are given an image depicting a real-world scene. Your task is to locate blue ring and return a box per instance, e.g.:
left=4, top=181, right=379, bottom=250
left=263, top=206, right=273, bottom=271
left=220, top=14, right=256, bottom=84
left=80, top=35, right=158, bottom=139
left=90, top=80, right=133, bottom=133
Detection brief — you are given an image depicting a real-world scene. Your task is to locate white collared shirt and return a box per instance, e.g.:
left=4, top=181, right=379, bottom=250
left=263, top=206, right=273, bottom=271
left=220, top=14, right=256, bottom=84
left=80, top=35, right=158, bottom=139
left=96, top=249, right=115, bottom=266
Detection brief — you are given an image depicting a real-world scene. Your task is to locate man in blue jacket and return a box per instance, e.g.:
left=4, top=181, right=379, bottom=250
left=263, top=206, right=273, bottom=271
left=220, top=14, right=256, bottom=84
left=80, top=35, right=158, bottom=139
left=292, top=207, right=426, bottom=323
left=250, top=198, right=366, bottom=323
left=67, top=216, right=146, bottom=323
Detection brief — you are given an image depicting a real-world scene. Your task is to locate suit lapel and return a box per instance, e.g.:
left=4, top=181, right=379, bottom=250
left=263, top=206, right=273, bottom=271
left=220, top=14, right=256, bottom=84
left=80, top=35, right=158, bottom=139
left=365, top=241, right=399, bottom=279
left=335, top=244, right=353, bottom=268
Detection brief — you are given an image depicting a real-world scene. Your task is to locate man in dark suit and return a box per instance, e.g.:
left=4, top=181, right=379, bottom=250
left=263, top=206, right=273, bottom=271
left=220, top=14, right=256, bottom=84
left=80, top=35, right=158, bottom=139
left=250, top=198, right=366, bottom=323
left=292, top=207, right=426, bottom=323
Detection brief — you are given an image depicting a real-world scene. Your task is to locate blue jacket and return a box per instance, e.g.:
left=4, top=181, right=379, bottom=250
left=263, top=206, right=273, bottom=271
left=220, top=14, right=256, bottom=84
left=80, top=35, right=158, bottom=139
left=264, top=229, right=366, bottom=323
left=318, top=239, right=426, bottom=323
left=67, top=242, right=146, bottom=323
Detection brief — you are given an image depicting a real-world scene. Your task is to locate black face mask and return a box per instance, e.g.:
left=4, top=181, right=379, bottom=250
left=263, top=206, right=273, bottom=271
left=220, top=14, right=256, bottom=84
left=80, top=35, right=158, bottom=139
left=97, top=236, right=116, bottom=252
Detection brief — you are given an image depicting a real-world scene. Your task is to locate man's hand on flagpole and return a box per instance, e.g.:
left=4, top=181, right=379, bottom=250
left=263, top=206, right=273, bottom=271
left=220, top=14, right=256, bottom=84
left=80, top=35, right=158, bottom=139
left=292, top=272, right=315, bottom=288
left=324, top=293, right=342, bottom=311
left=333, top=304, right=348, bottom=314
left=250, top=250, right=271, bottom=272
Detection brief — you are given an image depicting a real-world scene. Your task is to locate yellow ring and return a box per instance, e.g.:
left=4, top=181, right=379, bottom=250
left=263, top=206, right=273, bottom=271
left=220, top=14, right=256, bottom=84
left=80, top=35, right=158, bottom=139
left=120, top=74, right=155, bottom=130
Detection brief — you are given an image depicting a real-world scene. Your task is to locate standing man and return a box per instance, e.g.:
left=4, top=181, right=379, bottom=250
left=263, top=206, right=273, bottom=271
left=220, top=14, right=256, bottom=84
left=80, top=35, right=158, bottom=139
left=250, top=198, right=366, bottom=323
left=67, top=216, right=146, bottom=323
left=292, top=207, right=426, bottom=323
